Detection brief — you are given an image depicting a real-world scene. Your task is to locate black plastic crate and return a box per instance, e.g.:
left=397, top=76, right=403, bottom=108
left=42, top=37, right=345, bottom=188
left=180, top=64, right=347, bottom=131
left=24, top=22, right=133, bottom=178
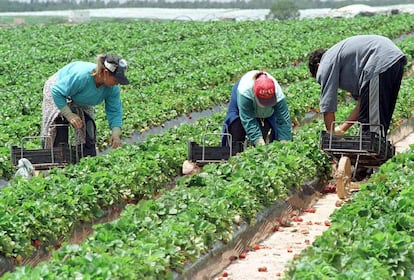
left=188, top=141, right=244, bottom=164
left=320, top=131, right=395, bottom=166
left=11, top=143, right=81, bottom=170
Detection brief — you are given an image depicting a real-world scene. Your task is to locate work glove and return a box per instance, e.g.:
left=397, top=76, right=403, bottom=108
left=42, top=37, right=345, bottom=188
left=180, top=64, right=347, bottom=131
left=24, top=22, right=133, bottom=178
left=280, top=140, right=288, bottom=144
left=110, top=127, right=122, bottom=149
left=60, top=105, right=83, bottom=129
left=334, top=126, right=345, bottom=136
left=254, top=137, right=266, bottom=146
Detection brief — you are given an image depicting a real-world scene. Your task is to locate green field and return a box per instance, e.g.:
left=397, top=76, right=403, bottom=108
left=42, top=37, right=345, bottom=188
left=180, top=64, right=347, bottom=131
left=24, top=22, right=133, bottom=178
left=1, top=13, right=414, bottom=279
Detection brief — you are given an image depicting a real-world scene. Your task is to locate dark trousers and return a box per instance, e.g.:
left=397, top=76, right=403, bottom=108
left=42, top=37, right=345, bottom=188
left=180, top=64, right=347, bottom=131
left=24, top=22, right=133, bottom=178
left=53, top=114, right=97, bottom=157
left=227, top=117, right=272, bottom=144
left=359, top=57, right=405, bottom=136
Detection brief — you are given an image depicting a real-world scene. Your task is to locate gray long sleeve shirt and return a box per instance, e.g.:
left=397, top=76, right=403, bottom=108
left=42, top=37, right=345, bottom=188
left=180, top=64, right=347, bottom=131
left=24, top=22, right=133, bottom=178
left=317, top=34, right=406, bottom=113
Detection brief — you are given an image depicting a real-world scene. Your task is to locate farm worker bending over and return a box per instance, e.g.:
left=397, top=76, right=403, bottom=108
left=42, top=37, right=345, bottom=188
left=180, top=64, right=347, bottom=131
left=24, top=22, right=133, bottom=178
left=308, top=34, right=406, bottom=137
left=221, top=70, right=292, bottom=148
left=41, top=54, right=129, bottom=157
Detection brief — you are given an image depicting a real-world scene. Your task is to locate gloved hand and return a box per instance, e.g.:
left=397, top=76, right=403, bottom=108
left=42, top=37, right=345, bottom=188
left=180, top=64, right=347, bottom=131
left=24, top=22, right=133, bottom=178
left=280, top=140, right=288, bottom=144
left=334, top=126, right=345, bottom=136
left=60, top=105, right=83, bottom=129
left=254, top=137, right=266, bottom=146
left=110, top=127, right=122, bottom=149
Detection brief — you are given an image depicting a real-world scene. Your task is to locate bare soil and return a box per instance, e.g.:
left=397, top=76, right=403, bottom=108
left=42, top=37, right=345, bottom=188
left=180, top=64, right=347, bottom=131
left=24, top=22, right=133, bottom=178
left=212, top=131, right=414, bottom=280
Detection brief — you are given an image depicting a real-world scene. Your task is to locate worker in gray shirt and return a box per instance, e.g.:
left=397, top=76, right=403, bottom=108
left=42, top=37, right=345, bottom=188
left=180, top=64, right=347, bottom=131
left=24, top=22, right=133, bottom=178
left=308, top=34, right=406, bottom=137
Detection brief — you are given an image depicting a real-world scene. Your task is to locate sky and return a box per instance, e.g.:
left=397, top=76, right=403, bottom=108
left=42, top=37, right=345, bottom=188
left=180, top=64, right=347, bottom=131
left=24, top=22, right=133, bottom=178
left=9, top=0, right=366, bottom=2
left=5, top=0, right=371, bottom=4
left=10, top=0, right=242, bottom=2
left=6, top=0, right=355, bottom=3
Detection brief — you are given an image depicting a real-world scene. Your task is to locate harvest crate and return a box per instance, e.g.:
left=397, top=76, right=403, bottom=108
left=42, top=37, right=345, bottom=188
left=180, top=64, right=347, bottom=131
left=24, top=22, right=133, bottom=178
left=187, top=126, right=246, bottom=165
left=320, top=130, right=395, bottom=167
left=11, top=143, right=81, bottom=170
left=188, top=141, right=244, bottom=165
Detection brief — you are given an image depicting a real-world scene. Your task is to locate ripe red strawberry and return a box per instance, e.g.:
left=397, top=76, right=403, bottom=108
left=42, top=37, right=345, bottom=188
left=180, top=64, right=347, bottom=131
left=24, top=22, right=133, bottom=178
left=239, top=252, right=247, bottom=259
left=321, top=184, right=336, bottom=193
left=258, top=266, right=268, bottom=272
left=31, top=239, right=41, bottom=247
left=293, top=217, right=303, bottom=222
left=228, top=255, right=237, bottom=261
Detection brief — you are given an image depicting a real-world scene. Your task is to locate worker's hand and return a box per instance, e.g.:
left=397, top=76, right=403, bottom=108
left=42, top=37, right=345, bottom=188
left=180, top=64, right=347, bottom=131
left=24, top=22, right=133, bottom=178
left=254, top=137, right=266, bottom=146
left=65, top=113, right=83, bottom=129
left=280, top=140, right=288, bottom=144
left=110, top=127, right=122, bottom=149
left=60, top=105, right=83, bottom=129
left=334, top=126, right=345, bottom=136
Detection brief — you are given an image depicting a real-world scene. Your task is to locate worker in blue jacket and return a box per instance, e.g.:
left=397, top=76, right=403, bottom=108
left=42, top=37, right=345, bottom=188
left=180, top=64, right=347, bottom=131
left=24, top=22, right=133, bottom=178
left=41, top=54, right=129, bottom=156
left=222, top=70, right=292, bottom=148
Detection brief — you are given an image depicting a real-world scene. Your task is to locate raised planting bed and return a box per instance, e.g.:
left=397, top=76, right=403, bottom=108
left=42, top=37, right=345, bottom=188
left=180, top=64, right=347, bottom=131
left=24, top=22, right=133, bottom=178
left=179, top=178, right=324, bottom=280
left=0, top=200, right=127, bottom=277
left=0, top=124, right=333, bottom=279
left=284, top=146, right=414, bottom=279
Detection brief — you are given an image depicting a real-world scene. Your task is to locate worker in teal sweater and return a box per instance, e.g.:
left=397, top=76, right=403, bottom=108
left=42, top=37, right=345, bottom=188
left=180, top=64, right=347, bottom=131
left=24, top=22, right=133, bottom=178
left=222, top=70, right=292, bottom=148
left=41, top=54, right=129, bottom=157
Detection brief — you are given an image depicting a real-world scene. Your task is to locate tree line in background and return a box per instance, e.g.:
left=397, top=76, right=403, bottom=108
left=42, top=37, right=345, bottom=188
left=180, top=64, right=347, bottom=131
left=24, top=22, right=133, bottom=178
left=1, top=0, right=409, bottom=13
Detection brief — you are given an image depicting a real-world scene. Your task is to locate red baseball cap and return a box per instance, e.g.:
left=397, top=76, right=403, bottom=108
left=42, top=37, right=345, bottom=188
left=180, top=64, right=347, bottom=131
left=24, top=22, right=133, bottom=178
left=253, top=74, right=276, bottom=108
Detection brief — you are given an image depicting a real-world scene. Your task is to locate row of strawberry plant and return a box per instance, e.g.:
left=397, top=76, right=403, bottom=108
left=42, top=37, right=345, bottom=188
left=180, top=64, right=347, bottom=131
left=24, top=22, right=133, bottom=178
left=0, top=111, right=264, bottom=262
left=2, top=14, right=414, bottom=177
left=279, top=86, right=414, bottom=278
left=1, top=45, right=414, bottom=277
left=2, top=120, right=331, bottom=279
left=0, top=74, right=408, bottom=276
left=0, top=15, right=414, bottom=277
left=9, top=79, right=412, bottom=278
left=0, top=113, right=211, bottom=259
left=3, top=90, right=413, bottom=278
left=284, top=146, right=414, bottom=279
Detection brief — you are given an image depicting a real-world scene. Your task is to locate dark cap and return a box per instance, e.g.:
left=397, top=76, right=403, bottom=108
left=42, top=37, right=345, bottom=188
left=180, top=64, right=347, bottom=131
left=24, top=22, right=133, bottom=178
left=253, top=74, right=276, bottom=108
left=104, top=54, right=130, bottom=85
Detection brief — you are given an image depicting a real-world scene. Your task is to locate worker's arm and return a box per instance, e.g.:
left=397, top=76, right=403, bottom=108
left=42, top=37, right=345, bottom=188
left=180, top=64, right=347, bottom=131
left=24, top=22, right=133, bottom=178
left=324, top=112, right=336, bottom=133
left=318, top=60, right=341, bottom=133
left=52, top=77, right=84, bottom=129
left=104, top=87, right=123, bottom=129
left=336, top=98, right=360, bottom=132
left=237, top=93, right=263, bottom=144
left=274, top=98, right=292, bottom=141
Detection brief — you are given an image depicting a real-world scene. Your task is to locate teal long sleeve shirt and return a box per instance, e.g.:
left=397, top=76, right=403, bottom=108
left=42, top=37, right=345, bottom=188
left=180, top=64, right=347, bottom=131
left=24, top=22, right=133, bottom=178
left=51, top=61, right=123, bottom=129
left=237, top=70, right=292, bottom=142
